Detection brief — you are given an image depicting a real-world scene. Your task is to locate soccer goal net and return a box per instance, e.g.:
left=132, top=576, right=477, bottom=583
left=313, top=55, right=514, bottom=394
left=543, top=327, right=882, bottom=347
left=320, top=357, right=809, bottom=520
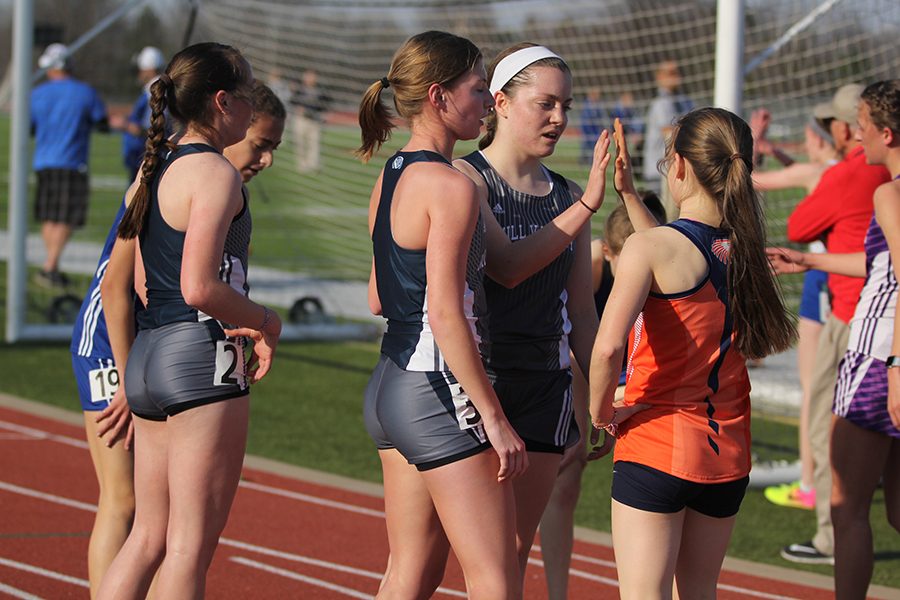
left=196, top=0, right=898, bottom=277
left=3, top=0, right=899, bottom=340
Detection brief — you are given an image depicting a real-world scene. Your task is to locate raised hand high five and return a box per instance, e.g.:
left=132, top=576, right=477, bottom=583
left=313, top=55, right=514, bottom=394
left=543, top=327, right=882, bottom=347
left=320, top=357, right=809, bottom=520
left=612, top=118, right=640, bottom=203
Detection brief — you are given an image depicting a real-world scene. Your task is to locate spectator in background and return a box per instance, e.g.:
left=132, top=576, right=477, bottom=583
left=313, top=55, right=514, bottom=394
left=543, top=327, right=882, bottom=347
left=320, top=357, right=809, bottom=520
left=750, top=106, right=841, bottom=512
left=768, top=83, right=890, bottom=566
left=580, top=87, right=604, bottom=164
left=119, top=46, right=165, bottom=181
left=265, top=67, right=293, bottom=109
left=30, top=43, right=109, bottom=288
left=290, top=68, right=329, bottom=172
left=642, top=59, right=693, bottom=216
left=608, top=91, right=644, bottom=178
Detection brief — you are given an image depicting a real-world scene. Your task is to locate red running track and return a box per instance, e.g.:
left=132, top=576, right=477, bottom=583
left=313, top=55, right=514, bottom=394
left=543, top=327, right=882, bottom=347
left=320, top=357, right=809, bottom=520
left=0, top=401, right=845, bottom=599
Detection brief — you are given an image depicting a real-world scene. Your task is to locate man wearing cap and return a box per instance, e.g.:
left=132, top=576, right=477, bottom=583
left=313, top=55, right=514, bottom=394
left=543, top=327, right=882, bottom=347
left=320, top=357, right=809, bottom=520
left=777, top=83, right=891, bottom=565
left=30, top=43, right=109, bottom=288
left=120, top=46, right=165, bottom=180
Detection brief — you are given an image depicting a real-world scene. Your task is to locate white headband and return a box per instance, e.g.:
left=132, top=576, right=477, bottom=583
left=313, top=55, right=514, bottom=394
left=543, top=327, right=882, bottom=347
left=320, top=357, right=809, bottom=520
left=489, top=46, right=565, bottom=95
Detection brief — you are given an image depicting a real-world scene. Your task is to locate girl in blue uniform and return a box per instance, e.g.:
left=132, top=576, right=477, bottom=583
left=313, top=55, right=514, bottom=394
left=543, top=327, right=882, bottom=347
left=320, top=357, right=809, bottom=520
left=95, top=45, right=283, bottom=599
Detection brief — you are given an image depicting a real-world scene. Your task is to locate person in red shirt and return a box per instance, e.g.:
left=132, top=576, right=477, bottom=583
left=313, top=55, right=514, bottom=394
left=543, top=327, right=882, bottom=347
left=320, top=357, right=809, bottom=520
left=770, top=83, right=891, bottom=565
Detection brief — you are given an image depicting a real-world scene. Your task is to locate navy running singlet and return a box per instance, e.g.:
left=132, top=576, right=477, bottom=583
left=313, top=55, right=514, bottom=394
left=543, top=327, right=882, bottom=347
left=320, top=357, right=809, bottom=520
left=138, top=143, right=251, bottom=330
left=460, top=150, right=575, bottom=371
left=374, top=150, right=486, bottom=372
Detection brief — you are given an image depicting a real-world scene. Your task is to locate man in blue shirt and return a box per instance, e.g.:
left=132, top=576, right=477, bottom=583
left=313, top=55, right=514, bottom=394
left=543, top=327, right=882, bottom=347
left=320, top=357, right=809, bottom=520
left=121, top=46, right=165, bottom=180
left=30, top=43, right=108, bottom=287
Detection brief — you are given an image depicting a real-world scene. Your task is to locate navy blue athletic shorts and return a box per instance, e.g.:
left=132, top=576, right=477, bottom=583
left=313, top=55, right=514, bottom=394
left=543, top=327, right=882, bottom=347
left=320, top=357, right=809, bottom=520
left=488, top=368, right=579, bottom=454
left=799, top=269, right=829, bottom=323
left=612, top=461, right=749, bottom=518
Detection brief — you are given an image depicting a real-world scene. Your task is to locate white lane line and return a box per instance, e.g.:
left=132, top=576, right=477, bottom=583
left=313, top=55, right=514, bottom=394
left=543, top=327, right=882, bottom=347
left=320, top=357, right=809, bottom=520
left=0, top=419, right=384, bottom=519
left=220, top=538, right=466, bottom=597
left=0, top=581, right=43, bottom=600
left=0, top=481, right=465, bottom=598
left=0, top=420, right=87, bottom=449
left=0, top=421, right=804, bottom=599
left=531, top=544, right=617, bottom=569
left=238, top=480, right=385, bottom=518
left=718, top=584, right=798, bottom=600
left=526, top=556, right=619, bottom=587
left=0, top=556, right=89, bottom=588
left=229, top=556, right=372, bottom=599
left=0, top=481, right=97, bottom=512
left=527, top=552, right=797, bottom=598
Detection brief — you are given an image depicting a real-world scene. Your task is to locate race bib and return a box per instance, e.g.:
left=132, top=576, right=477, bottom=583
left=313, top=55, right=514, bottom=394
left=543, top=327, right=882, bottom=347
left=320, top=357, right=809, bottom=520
left=88, top=366, right=119, bottom=404
left=214, top=339, right=247, bottom=389
left=451, top=384, right=483, bottom=431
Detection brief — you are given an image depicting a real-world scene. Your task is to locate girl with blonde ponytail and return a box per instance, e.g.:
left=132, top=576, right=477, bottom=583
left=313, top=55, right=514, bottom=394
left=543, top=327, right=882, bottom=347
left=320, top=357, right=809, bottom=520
left=359, top=31, right=524, bottom=599
left=589, top=107, right=794, bottom=598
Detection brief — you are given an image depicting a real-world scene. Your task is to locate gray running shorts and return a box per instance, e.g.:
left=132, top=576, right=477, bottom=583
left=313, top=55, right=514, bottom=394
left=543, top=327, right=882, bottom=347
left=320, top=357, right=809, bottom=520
left=488, top=368, right=579, bottom=453
left=363, top=354, right=491, bottom=471
left=125, top=320, right=249, bottom=421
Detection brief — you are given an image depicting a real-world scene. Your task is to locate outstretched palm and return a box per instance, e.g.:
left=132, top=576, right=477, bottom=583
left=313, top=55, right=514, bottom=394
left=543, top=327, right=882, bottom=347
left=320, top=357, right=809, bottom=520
left=613, top=118, right=639, bottom=201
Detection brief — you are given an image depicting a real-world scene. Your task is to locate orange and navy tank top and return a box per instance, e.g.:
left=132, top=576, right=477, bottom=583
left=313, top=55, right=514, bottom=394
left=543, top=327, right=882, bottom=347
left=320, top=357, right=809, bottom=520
left=614, top=218, right=751, bottom=483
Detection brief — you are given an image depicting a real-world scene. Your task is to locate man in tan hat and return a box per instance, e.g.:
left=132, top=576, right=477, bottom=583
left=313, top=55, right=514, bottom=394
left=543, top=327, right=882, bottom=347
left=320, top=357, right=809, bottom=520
left=769, top=83, right=891, bottom=565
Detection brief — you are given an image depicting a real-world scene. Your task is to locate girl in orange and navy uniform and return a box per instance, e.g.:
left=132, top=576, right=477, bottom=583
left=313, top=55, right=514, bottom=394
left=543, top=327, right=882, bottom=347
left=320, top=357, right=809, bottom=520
left=615, top=219, right=752, bottom=484
left=589, top=107, right=795, bottom=599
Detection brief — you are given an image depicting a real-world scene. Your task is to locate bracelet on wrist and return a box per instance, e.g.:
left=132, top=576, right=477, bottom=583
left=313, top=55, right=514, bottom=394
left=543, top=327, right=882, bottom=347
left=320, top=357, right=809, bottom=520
left=578, top=198, right=598, bottom=214
left=259, top=306, right=271, bottom=331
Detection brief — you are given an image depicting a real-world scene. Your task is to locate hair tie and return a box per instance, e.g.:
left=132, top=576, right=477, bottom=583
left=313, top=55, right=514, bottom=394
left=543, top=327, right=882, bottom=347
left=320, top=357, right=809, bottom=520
left=380, top=77, right=390, bottom=89
left=158, top=73, right=173, bottom=87
left=729, top=153, right=749, bottom=167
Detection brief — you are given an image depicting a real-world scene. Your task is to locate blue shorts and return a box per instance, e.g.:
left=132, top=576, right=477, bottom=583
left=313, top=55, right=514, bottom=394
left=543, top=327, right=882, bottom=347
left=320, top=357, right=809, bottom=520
left=799, top=269, right=830, bottom=323
left=72, top=354, right=119, bottom=411
left=612, top=461, right=749, bottom=518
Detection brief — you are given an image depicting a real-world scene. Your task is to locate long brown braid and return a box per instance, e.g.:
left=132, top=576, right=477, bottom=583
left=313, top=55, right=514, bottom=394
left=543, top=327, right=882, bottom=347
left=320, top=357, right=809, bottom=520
left=117, top=42, right=252, bottom=239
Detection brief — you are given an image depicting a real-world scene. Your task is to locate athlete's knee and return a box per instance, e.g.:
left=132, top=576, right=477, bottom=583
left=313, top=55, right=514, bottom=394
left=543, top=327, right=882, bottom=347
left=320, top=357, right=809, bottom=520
left=98, top=485, right=135, bottom=520
left=550, top=473, right=583, bottom=511
left=124, top=523, right=166, bottom=562
left=379, top=560, right=445, bottom=600
left=830, top=495, right=869, bottom=529
left=469, top=576, right=521, bottom=600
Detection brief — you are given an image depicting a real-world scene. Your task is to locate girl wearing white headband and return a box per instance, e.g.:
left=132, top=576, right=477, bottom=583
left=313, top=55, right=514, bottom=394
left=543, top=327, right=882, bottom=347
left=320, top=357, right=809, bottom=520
left=454, top=42, right=657, bottom=594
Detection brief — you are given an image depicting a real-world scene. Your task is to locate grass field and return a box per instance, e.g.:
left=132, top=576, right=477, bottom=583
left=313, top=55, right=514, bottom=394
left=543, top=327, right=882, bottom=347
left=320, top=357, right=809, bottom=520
left=0, top=115, right=806, bottom=294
